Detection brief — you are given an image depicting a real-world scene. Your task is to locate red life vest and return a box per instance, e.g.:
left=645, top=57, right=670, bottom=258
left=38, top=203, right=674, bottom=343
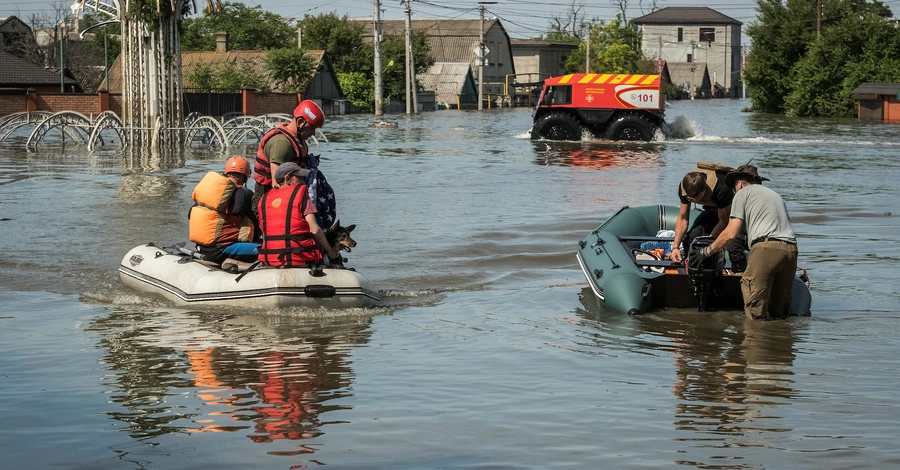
left=257, top=184, right=322, bottom=267
left=253, top=124, right=308, bottom=187
left=189, top=172, right=254, bottom=246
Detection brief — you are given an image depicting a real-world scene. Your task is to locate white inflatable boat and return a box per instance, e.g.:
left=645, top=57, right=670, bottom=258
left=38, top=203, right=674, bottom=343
left=119, top=244, right=381, bottom=308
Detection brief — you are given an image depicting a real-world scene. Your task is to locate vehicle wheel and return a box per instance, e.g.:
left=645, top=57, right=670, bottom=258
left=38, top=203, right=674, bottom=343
left=604, top=113, right=656, bottom=141
left=531, top=112, right=583, bottom=141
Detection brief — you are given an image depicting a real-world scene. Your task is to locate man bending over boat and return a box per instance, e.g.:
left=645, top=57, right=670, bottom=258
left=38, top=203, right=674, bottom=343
left=189, top=157, right=257, bottom=264
left=671, top=162, right=748, bottom=272
left=689, top=164, right=798, bottom=320
left=257, top=162, right=340, bottom=267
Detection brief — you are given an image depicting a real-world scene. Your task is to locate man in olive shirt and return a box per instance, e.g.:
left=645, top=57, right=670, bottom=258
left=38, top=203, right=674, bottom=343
left=690, top=164, right=798, bottom=320
left=251, top=100, right=325, bottom=225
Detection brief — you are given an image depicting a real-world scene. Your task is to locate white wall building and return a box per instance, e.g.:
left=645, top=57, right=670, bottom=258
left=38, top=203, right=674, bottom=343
left=635, top=7, right=742, bottom=98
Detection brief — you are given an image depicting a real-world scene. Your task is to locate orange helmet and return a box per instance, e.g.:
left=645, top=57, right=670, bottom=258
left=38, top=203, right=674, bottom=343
left=293, top=100, right=325, bottom=129
left=224, top=156, right=251, bottom=177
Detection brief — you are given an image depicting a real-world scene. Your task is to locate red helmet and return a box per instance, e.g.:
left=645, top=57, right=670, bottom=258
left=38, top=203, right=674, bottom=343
left=293, top=100, right=325, bottom=129
left=224, top=156, right=251, bottom=177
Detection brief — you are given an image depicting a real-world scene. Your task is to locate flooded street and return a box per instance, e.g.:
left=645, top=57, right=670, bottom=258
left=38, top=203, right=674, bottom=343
left=1, top=99, right=899, bottom=469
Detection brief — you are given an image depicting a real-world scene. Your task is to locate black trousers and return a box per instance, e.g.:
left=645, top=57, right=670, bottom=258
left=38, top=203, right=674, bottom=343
left=682, top=208, right=748, bottom=272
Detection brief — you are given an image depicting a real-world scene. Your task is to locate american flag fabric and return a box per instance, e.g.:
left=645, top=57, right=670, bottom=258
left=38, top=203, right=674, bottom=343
left=304, top=154, right=337, bottom=229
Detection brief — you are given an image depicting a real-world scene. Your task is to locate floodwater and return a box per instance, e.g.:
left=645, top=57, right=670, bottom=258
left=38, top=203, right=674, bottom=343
left=1, top=99, right=899, bottom=469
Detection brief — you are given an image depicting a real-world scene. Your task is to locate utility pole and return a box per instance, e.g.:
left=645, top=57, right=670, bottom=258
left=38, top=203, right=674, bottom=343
left=59, top=23, right=65, bottom=92
left=585, top=23, right=591, bottom=73
left=816, top=0, right=822, bottom=39
left=374, top=0, right=384, bottom=116
left=477, top=3, right=496, bottom=110
left=404, top=0, right=412, bottom=114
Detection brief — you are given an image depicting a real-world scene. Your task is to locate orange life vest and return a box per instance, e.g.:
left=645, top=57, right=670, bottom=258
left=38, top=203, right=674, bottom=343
left=253, top=124, right=308, bottom=187
left=189, top=172, right=254, bottom=246
left=257, top=184, right=322, bottom=267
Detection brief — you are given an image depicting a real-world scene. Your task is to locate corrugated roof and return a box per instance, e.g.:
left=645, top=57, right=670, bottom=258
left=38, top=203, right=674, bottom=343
left=635, top=7, right=741, bottom=25
left=105, top=50, right=328, bottom=93
left=0, top=49, right=78, bottom=86
left=417, top=62, right=477, bottom=106
left=510, top=39, right=578, bottom=49
left=360, top=18, right=510, bottom=65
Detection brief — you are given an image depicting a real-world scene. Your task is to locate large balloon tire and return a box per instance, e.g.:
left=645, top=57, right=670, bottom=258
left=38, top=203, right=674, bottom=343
left=604, top=113, right=656, bottom=141
left=531, top=112, right=584, bottom=141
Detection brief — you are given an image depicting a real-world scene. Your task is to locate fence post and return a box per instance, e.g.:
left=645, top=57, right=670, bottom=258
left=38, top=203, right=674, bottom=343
left=242, top=88, right=256, bottom=115
left=98, top=89, right=110, bottom=114
left=26, top=88, right=38, bottom=112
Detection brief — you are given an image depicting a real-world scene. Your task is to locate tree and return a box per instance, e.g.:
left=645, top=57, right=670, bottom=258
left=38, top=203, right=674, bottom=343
left=266, top=48, right=317, bottom=93
left=296, top=12, right=370, bottom=74
left=563, top=17, right=643, bottom=73
left=181, top=2, right=295, bottom=51
left=539, top=0, right=588, bottom=43
left=784, top=11, right=900, bottom=117
left=338, top=72, right=374, bottom=110
left=379, top=32, right=434, bottom=101
left=744, top=0, right=895, bottom=115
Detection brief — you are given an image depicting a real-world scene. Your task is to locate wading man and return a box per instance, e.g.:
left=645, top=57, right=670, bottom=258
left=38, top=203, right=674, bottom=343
left=689, top=164, right=798, bottom=320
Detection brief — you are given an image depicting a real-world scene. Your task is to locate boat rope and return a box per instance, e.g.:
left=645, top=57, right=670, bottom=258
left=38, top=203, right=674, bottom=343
left=235, top=261, right=262, bottom=283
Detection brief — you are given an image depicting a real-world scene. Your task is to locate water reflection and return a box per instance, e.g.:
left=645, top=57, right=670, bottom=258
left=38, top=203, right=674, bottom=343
left=531, top=141, right=661, bottom=169
left=577, top=289, right=800, bottom=461
left=90, top=308, right=373, bottom=454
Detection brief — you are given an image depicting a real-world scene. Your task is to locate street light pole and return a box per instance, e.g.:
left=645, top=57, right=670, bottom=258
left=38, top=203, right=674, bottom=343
left=80, top=20, right=120, bottom=91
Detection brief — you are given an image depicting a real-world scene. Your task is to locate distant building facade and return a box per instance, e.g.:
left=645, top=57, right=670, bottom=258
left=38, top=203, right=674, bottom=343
left=417, top=62, right=478, bottom=109
left=509, top=39, right=576, bottom=81
left=635, top=7, right=742, bottom=98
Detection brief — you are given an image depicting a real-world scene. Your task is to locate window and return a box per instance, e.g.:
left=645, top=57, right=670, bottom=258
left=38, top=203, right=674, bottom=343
left=699, top=28, right=715, bottom=43
left=687, top=54, right=692, bottom=63
left=542, top=85, right=572, bottom=105
left=677, top=27, right=683, bottom=42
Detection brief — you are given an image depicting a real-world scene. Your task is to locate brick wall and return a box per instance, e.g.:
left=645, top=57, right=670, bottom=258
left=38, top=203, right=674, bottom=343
left=254, top=92, right=301, bottom=115
left=35, top=93, right=103, bottom=117
left=0, top=94, right=25, bottom=116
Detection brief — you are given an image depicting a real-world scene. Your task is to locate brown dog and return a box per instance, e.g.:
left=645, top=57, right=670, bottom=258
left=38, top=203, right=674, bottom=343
left=325, top=219, right=356, bottom=267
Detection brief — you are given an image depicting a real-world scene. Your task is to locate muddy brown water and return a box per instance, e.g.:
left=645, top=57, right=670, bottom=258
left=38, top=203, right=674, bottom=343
left=1, top=99, right=899, bottom=469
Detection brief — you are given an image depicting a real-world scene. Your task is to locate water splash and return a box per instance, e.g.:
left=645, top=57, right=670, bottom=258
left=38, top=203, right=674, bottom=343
left=662, top=115, right=700, bottom=140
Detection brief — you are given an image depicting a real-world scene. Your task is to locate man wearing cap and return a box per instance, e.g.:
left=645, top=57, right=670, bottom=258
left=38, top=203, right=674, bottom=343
left=257, top=162, right=340, bottom=267
left=671, top=162, right=749, bottom=272
left=252, top=100, right=326, bottom=223
left=689, top=164, right=798, bottom=320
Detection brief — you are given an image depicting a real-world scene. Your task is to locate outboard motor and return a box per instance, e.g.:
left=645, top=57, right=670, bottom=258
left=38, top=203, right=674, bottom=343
left=687, top=236, right=726, bottom=312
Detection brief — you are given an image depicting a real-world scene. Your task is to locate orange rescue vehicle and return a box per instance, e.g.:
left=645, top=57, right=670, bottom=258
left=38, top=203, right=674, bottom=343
left=531, top=73, right=665, bottom=141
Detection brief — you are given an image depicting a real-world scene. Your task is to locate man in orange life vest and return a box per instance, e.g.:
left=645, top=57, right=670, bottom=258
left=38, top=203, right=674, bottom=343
left=257, top=162, right=340, bottom=267
left=252, top=100, right=326, bottom=225
left=189, top=157, right=256, bottom=264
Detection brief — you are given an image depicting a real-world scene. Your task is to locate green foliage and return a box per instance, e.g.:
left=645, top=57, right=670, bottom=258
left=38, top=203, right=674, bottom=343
left=540, top=30, right=582, bottom=44
left=297, top=12, right=370, bottom=74
left=187, top=62, right=217, bottom=91
left=265, top=48, right=317, bottom=93
left=181, top=2, right=296, bottom=51
left=186, top=59, right=268, bottom=92
left=745, top=0, right=898, bottom=116
left=564, top=18, right=643, bottom=74
left=380, top=33, right=434, bottom=101
left=338, top=72, right=375, bottom=110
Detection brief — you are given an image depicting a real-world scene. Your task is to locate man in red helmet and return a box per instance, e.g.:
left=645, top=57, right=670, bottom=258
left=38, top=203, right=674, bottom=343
left=189, top=156, right=257, bottom=264
left=251, top=100, right=325, bottom=224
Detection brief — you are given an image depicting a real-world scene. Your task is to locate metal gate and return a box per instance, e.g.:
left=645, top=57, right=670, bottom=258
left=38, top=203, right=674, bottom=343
left=182, top=90, right=242, bottom=116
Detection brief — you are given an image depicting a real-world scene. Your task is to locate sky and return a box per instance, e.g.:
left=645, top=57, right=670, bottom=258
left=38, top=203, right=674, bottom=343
left=3, top=0, right=900, bottom=47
